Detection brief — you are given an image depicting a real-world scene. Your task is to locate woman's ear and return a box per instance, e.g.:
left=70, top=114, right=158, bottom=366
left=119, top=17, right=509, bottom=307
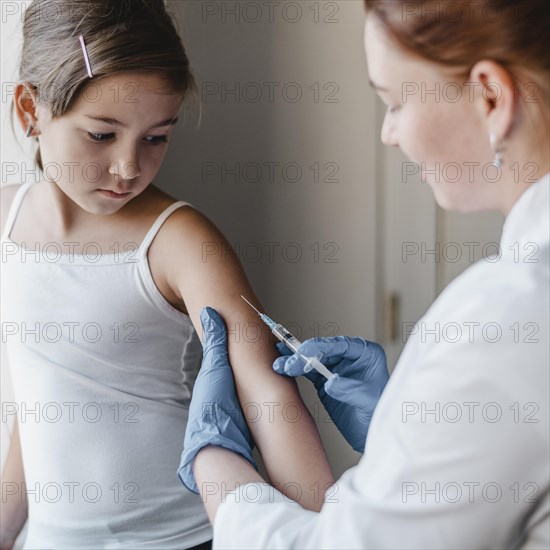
left=468, top=60, right=518, bottom=141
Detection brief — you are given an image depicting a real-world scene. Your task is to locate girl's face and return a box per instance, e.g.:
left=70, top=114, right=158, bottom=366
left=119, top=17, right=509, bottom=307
left=364, top=16, right=499, bottom=212
left=35, top=72, right=184, bottom=215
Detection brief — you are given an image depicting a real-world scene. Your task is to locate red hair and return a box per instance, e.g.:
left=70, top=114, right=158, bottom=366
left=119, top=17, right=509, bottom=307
left=364, top=0, right=549, bottom=104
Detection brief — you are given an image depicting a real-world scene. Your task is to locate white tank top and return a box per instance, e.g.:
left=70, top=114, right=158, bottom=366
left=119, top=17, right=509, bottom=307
left=1, top=182, right=212, bottom=548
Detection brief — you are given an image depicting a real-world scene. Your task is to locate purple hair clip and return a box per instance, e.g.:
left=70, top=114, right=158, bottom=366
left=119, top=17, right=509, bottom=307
left=78, top=35, right=94, bottom=78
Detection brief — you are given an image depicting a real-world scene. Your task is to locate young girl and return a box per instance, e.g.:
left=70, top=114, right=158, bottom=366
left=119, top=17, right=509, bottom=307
left=0, top=1, right=334, bottom=548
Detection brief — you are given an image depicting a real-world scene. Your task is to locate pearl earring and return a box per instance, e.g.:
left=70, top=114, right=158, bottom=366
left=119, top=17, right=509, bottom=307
left=26, top=125, right=34, bottom=138
left=490, top=132, right=506, bottom=168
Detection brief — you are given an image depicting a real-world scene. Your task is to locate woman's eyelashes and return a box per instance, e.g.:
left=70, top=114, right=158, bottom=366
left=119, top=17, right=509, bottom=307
left=87, top=132, right=169, bottom=145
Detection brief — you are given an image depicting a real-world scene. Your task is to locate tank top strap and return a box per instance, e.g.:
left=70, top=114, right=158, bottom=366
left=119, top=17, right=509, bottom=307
left=138, top=200, right=192, bottom=258
left=1, top=182, right=34, bottom=242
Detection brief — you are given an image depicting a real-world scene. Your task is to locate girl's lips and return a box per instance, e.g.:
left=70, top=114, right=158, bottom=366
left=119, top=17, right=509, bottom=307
left=97, top=189, right=131, bottom=199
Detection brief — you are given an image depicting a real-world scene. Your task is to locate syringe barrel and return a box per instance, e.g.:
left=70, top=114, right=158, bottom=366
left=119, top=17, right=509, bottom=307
left=306, top=357, right=334, bottom=380
left=272, top=324, right=302, bottom=354
left=272, top=324, right=333, bottom=380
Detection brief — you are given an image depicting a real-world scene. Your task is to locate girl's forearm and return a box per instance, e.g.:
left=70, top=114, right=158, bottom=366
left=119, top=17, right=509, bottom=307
left=238, top=383, right=335, bottom=512
left=0, top=421, right=28, bottom=547
left=194, top=446, right=265, bottom=522
left=0, top=494, right=27, bottom=549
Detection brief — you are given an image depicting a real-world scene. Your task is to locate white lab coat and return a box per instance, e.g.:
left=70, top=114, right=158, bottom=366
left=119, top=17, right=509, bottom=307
left=213, top=173, right=550, bottom=549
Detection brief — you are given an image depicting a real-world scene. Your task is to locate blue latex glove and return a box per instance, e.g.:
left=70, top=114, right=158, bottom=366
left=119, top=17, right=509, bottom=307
left=178, top=307, right=257, bottom=494
left=273, top=337, right=389, bottom=453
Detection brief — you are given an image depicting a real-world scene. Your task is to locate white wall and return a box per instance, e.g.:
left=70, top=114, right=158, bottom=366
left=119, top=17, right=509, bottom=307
left=166, top=0, right=378, bottom=476
left=376, top=136, right=438, bottom=370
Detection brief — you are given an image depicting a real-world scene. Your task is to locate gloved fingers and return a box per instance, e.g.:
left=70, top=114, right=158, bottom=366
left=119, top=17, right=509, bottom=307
left=272, top=353, right=323, bottom=386
left=197, top=307, right=236, bottom=390
left=307, top=337, right=386, bottom=366
left=273, top=337, right=347, bottom=376
left=272, top=355, right=288, bottom=374
left=274, top=340, right=323, bottom=374
left=200, top=307, right=229, bottom=357
left=324, top=374, right=379, bottom=410
left=273, top=352, right=309, bottom=376
left=179, top=404, right=258, bottom=494
left=275, top=341, right=293, bottom=356
left=294, top=337, right=362, bottom=364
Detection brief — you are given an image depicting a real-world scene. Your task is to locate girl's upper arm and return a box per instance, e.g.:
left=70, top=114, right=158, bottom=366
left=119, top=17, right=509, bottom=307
left=162, top=206, right=335, bottom=510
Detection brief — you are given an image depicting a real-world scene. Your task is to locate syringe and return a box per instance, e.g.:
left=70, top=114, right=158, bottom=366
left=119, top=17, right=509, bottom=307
left=241, top=295, right=334, bottom=380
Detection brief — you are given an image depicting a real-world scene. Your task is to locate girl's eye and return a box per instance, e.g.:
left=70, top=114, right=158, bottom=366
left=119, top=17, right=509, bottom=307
left=87, top=133, right=168, bottom=145
left=88, top=132, right=114, bottom=142
left=145, top=135, right=169, bottom=145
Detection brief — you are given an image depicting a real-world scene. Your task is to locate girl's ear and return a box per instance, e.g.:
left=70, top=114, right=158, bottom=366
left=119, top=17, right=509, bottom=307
left=14, top=82, right=40, bottom=133
left=468, top=60, right=518, bottom=142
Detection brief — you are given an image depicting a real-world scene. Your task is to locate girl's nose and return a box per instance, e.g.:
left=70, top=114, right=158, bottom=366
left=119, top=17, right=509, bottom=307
left=108, top=159, right=142, bottom=182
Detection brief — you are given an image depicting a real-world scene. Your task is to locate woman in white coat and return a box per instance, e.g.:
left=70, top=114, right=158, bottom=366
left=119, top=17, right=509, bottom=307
left=178, top=1, right=550, bottom=548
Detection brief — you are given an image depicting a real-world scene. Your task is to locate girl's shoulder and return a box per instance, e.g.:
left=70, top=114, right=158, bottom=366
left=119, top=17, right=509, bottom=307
left=134, top=184, right=213, bottom=239
left=147, top=187, right=227, bottom=257
left=144, top=186, right=233, bottom=315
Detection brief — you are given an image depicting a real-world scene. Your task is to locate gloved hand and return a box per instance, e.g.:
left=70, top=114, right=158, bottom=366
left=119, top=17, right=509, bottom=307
left=273, top=337, right=389, bottom=453
left=178, top=307, right=257, bottom=494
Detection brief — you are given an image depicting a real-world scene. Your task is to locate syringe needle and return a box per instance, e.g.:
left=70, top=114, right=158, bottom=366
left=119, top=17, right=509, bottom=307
left=241, top=295, right=262, bottom=316
left=240, top=296, right=333, bottom=380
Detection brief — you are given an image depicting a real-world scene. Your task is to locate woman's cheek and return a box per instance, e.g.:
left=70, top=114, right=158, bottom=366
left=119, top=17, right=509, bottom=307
left=399, top=109, right=428, bottom=163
